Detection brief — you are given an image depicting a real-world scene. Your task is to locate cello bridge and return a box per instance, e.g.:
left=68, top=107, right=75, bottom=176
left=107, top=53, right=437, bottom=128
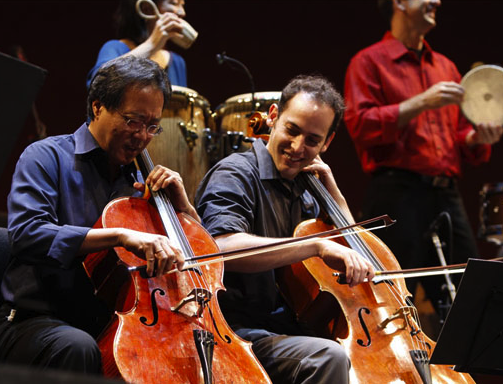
left=171, top=288, right=212, bottom=317
left=378, top=306, right=416, bottom=330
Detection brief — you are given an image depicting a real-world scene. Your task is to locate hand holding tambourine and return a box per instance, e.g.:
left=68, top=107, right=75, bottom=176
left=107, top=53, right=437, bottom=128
left=461, top=64, right=503, bottom=145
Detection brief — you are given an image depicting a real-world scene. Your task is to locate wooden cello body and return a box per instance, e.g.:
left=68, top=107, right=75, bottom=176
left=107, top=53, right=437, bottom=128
left=83, top=151, right=271, bottom=383
left=277, top=174, right=474, bottom=384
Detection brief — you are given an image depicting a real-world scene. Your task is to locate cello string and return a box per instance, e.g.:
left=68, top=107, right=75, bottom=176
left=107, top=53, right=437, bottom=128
left=305, top=173, right=428, bottom=353
left=140, top=150, right=214, bottom=331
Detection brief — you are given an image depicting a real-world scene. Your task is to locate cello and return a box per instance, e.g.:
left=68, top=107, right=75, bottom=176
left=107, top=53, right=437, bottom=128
left=276, top=171, right=475, bottom=383
left=83, top=149, right=271, bottom=383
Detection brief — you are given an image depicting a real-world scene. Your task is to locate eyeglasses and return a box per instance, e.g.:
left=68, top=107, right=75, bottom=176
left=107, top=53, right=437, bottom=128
left=118, top=112, right=163, bottom=137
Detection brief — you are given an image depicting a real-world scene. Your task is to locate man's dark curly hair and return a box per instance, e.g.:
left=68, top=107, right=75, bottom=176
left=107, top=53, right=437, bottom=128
left=278, top=74, right=345, bottom=137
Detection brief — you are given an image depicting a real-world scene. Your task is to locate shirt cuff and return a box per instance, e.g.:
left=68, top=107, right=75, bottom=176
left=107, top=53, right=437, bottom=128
left=47, top=225, right=91, bottom=269
left=380, top=104, right=401, bottom=143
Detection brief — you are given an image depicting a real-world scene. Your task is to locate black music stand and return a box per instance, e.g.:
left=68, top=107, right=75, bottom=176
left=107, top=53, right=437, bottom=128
left=0, top=52, right=47, bottom=174
left=430, top=258, right=503, bottom=375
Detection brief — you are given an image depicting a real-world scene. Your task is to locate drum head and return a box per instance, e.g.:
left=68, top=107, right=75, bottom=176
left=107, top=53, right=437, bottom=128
left=461, top=65, right=503, bottom=125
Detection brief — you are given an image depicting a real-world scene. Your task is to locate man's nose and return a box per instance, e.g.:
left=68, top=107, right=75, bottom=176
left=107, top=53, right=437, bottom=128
left=133, top=126, right=150, bottom=141
left=291, top=136, right=305, bottom=152
left=175, top=4, right=186, bottom=17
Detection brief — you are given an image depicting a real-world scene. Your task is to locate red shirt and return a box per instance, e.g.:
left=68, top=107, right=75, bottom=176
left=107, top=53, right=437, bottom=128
left=344, top=32, right=490, bottom=177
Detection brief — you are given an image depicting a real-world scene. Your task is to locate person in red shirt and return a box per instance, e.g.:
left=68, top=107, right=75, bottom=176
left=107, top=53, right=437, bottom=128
left=344, top=0, right=503, bottom=318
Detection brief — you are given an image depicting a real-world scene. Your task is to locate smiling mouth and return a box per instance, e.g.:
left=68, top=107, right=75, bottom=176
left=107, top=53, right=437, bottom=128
left=284, top=151, right=303, bottom=163
left=125, top=145, right=141, bottom=156
left=425, top=7, right=436, bottom=19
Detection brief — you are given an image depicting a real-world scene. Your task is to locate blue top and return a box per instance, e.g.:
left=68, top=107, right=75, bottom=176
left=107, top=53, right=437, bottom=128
left=2, top=124, right=140, bottom=333
left=86, top=40, right=187, bottom=89
left=195, top=139, right=320, bottom=335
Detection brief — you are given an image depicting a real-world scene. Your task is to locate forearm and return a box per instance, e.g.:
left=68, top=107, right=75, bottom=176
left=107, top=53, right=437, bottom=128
left=78, top=227, right=126, bottom=256
left=216, top=232, right=321, bottom=273
left=397, top=93, right=427, bottom=128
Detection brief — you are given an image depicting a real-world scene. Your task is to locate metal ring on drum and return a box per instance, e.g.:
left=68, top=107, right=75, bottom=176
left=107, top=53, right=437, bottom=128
left=479, top=182, right=503, bottom=245
left=146, top=85, right=218, bottom=204
left=215, top=91, right=281, bottom=155
left=460, top=64, right=503, bottom=126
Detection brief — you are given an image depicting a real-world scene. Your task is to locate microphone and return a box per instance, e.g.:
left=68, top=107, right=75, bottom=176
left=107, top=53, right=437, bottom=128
left=216, top=53, right=225, bottom=65
left=215, top=52, right=256, bottom=113
left=425, top=211, right=451, bottom=236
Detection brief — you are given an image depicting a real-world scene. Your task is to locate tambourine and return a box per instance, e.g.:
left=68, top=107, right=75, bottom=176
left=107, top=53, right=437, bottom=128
left=460, top=64, right=503, bottom=125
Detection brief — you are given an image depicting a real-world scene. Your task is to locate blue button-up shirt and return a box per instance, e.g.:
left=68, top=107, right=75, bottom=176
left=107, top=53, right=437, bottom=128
left=2, top=124, right=139, bottom=333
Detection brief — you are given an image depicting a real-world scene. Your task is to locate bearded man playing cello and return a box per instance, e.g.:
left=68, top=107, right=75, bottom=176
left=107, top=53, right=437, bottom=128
left=0, top=56, right=195, bottom=374
left=196, top=75, right=375, bottom=384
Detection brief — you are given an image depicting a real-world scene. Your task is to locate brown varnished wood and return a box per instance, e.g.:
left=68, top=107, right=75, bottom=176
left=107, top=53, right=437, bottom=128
left=277, top=217, right=475, bottom=383
left=84, top=196, right=271, bottom=383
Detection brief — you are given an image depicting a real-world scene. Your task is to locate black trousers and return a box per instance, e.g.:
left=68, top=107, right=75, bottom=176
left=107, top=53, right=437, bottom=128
left=361, top=169, right=479, bottom=313
left=0, top=307, right=102, bottom=374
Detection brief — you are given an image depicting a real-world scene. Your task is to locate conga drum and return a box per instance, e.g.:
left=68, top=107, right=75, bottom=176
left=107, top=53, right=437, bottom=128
left=479, top=182, right=503, bottom=244
left=147, top=86, right=216, bottom=204
left=215, top=91, right=281, bottom=155
left=461, top=64, right=503, bottom=125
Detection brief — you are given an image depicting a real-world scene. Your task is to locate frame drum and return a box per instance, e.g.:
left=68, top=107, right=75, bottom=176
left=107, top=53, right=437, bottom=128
left=479, top=182, right=503, bottom=244
left=460, top=64, right=503, bottom=125
left=147, top=86, right=215, bottom=204
left=215, top=91, right=281, bottom=154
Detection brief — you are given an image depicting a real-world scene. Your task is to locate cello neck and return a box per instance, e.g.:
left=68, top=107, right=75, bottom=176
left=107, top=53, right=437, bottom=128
left=301, top=172, right=382, bottom=271
left=301, top=172, right=351, bottom=229
left=136, top=149, right=193, bottom=257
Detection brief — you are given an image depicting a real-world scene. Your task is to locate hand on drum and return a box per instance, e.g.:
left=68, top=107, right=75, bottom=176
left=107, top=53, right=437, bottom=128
left=466, top=123, right=503, bottom=146
left=134, top=164, right=201, bottom=222
left=119, top=228, right=185, bottom=277
left=317, top=239, right=375, bottom=287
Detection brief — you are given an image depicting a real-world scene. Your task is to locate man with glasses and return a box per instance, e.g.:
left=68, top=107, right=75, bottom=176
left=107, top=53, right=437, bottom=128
left=0, top=56, right=197, bottom=374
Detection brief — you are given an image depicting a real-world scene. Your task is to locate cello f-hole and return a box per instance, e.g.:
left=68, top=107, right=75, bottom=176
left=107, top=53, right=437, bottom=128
left=356, top=307, right=372, bottom=347
left=139, top=288, right=165, bottom=326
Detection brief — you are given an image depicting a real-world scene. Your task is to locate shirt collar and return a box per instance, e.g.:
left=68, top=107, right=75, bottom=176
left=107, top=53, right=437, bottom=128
left=253, top=139, right=280, bottom=180
left=382, top=31, right=433, bottom=62
left=74, top=122, right=138, bottom=178
left=74, top=123, right=102, bottom=155
left=252, top=139, right=306, bottom=199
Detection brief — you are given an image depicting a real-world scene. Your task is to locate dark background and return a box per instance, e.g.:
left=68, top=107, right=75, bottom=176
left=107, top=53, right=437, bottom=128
left=1, top=0, right=502, bottom=256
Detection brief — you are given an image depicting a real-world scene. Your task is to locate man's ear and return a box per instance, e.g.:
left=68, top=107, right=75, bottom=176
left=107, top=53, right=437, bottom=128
left=267, top=104, right=278, bottom=129
left=92, top=100, right=102, bottom=118
left=320, top=131, right=336, bottom=154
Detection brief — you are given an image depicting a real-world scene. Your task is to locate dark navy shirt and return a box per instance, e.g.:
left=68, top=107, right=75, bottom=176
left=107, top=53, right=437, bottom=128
left=196, top=139, right=320, bottom=335
left=1, top=124, right=139, bottom=333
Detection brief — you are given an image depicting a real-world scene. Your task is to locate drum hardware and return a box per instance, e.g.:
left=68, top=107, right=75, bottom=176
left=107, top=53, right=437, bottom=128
left=178, top=120, right=198, bottom=150
left=202, top=128, right=221, bottom=165
left=478, top=183, right=503, bottom=245
left=226, top=131, right=245, bottom=152
left=178, top=96, right=200, bottom=150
